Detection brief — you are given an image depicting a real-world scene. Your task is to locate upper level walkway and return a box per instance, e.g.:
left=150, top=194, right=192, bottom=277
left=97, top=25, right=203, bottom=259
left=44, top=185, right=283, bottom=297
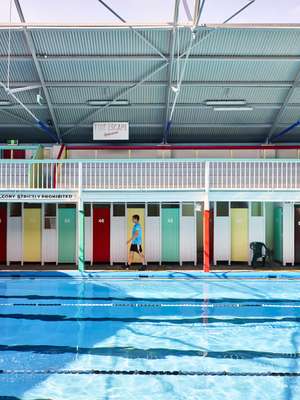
left=0, top=158, right=300, bottom=202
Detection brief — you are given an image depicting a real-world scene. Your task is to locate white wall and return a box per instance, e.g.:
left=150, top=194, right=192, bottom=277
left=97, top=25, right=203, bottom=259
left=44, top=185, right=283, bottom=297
left=49, top=147, right=300, bottom=160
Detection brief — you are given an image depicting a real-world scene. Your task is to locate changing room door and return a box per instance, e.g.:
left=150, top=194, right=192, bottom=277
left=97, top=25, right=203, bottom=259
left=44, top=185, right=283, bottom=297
left=294, top=206, right=300, bottom=263
left=58, top=207, right=76, bottom=263
left=93, top=207, right=110, bottom=263
left=24, top=208, right=41, bottom=262
left=0, top=205, right=7, bottom=263
left=231, top=209, right=248, bottom=262
left=274, top=207, right=283, bottom=262
left=3, top=149, right=25, bottom=159
left=162, top=207, right=179, bottom=262
left=127, top=207, right=145, bottom=263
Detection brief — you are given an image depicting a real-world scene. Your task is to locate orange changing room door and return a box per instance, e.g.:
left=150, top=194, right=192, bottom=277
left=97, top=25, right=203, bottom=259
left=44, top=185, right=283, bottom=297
left=127, top=207, right=145, bottom=263
left=231, top=208, right=248, bottom=262
left=23, top=206, right=41, bottom=262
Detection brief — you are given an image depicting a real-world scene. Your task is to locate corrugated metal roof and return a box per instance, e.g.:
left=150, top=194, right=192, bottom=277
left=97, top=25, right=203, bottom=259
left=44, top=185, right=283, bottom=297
left=0, top=30, right=29, bottom=55
left=0, top=107, right=50, bottom=124
left=172, top=107, right=277, bottom=124
left=171, top=86, right=289, bottom=104
left=0, top=26, right=299, bottom=144
left=289, top=88, right=300, bottom=103
left=48, top=85, right=166, bottom=104
left=280, top=107, right=300, bottom=124
left=191, top=28, right=300, bottom=56
left=0, top=86, right=39, bottom=104
left=40, top=59, right=167, bottom=82
left=31, top=29, right=170, bottom=56
left=55, top=107, right=163, bottom=124
left=0, top=60, right=38, bottom=81
left=173, top=59, right=300, bottom=82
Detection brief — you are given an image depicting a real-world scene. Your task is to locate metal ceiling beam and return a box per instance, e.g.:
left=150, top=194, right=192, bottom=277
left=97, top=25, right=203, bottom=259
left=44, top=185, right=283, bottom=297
left=13, top=0, right=61, bottom=141
left=3, top=80, right=297, bottom=88
left=97, top=0, right=167, bottom=61
left=163, top=0, right=180, bottom=142
left=0, top=103, right=294, bottom=110
left=266, top=68, right=300, bottom=142
left=182, top=0, right=193, bottom=21
left=0, top=22, right=299, bottom=29
left=180, top=0, right=256, bottom=59
left=1, top=54, right=300, bottom=61
left=0, top=123, right=278, bottom=128
left=163, top=0, right=205, bottom=142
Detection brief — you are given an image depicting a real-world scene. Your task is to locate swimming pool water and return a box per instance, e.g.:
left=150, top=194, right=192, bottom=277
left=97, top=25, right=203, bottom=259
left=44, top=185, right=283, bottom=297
left=0, top=274, right=300, bottom=399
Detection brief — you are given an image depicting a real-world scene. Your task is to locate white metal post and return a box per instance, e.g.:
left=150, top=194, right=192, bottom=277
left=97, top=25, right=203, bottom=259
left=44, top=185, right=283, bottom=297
left=56, top=203, right=58, bottom=265
left=41, top=203, right=45, bottom=266
left=77, top=162, right=85, bottom=272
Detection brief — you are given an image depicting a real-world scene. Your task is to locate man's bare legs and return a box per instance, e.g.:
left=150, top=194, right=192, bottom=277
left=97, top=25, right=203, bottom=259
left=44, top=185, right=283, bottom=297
left=128, top=251, right=146, bottom=269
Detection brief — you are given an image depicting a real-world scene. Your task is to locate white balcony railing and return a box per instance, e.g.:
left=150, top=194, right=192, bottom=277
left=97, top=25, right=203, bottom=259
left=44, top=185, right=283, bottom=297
left=0, top=159, right=300, bottom=191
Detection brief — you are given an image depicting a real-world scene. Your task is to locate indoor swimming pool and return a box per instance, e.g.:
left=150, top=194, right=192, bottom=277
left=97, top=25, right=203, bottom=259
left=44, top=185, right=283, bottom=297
left=0, top=272, right=300, bottom=400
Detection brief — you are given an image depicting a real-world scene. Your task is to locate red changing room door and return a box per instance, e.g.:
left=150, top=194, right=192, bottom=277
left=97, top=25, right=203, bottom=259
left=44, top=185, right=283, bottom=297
left=0, top=205, right=7, bottom=263
left=3, top=150, right=25, bottom=159
left=93, top=207, right=110, bottom=263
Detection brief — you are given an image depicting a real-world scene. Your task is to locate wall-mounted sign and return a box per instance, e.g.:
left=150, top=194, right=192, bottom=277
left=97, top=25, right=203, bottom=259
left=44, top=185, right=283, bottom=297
left=93, top=122, right=129, bottom=141
left=0, top=193, right=78, bottom=202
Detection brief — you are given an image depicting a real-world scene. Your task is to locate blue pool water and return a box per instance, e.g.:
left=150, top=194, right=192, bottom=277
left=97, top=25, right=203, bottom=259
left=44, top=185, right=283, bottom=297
left=0, top=273, right=300, bottom=399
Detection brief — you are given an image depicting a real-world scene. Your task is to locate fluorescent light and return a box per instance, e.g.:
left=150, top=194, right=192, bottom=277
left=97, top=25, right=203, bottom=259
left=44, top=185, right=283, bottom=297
left=213, top=107, right=253, bottom=111
left=87, top=100, right=129, bottom=106
left=0, top=100, right=11, bottom=106
left=205, top=100, right=246, bottom=106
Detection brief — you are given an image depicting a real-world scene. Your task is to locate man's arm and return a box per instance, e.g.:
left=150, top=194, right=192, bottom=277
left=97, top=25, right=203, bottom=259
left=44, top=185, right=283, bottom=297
left=127, top=230, right=138, bottom=244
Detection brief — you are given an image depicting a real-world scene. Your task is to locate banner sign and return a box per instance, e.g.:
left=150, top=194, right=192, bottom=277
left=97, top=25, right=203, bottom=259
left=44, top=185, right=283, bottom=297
left=0, top=193, right=78, bottom=202
left=93, top=122, right=129, bottom=140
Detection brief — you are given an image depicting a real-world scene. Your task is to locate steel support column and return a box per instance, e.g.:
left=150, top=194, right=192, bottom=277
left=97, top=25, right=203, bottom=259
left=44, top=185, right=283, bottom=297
left=14, top=0, right=61, bottom=141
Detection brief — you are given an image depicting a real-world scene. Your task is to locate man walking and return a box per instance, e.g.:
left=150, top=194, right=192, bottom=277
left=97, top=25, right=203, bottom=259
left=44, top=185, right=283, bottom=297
left=126, top=214, right=146, bottom=270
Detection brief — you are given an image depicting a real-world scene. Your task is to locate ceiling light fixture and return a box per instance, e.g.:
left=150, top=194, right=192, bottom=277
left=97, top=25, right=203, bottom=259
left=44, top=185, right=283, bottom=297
left=0, top=100, right=11, bottom=106
left=213, top=107, right=253, bottom=111
left=87, top=100, right=129, bottom=106
left=205, top=100, right=247, bottom=106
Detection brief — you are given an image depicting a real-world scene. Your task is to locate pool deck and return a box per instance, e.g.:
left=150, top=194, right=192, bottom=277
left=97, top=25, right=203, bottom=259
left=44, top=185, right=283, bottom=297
left=1, top=262, right=300, bottom=273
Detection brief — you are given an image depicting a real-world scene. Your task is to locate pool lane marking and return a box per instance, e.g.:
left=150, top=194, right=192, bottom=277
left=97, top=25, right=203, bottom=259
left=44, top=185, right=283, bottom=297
left=1, top=369, right=300, bottom=377
left=1, top=303, right=300, bottom=308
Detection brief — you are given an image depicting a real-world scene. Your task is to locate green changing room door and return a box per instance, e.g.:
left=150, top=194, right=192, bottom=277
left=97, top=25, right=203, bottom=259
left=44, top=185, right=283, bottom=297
left=162, top=206, right=179, bottom=262
left=58, top=206, right=76, bottom=263
left=274, top=207, right=283, bottom=262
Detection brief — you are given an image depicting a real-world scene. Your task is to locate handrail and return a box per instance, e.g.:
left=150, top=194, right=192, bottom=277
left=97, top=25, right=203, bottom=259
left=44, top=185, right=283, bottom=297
left=0, top=158, right=299, bottom=191
left=0, top=158, right=300, bottom=164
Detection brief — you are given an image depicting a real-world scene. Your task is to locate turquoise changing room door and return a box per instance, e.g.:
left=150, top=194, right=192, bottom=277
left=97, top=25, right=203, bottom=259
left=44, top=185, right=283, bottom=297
left=162, top=206, right=179, bottom=262
left=58, top=206, right=76, bottom=263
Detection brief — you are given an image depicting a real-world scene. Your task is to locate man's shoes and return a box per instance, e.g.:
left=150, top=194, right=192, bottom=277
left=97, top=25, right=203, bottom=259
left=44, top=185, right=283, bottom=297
left=138, top=265, right=146, bottom=271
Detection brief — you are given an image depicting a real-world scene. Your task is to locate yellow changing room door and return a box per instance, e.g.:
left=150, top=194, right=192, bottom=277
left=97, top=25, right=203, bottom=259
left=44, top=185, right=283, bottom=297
left=24, top=207, right=41, bottom=262
left=231, top=208, right=248, bottom=262
left=127, top=207, right=145, bottom=263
